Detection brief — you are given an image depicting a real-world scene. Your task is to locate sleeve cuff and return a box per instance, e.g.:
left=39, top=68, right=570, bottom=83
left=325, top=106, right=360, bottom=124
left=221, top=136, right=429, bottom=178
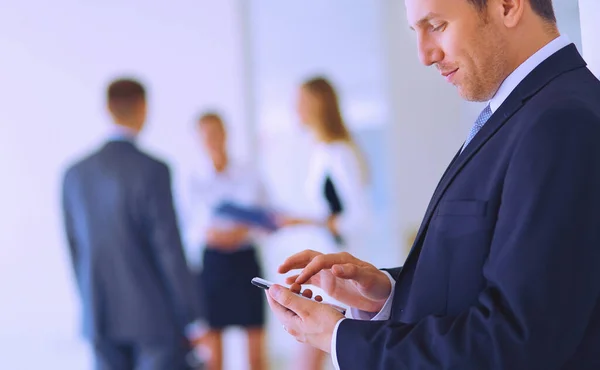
left=331, top=317, right=345, bottom=370
left=348, top=271, right=396, bottom=321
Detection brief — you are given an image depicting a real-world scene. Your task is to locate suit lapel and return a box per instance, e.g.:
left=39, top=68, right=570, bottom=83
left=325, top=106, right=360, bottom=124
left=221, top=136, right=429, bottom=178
left=399, top=44, right=588, bottom=269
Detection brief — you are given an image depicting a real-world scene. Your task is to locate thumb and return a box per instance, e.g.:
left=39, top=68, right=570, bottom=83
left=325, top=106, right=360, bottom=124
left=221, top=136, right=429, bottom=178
left=268, top=285, right=310, bottom=318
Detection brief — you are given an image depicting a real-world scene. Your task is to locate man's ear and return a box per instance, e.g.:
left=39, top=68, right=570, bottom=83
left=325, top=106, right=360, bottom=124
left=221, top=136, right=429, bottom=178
left=499, top=0, right=526, bottom=28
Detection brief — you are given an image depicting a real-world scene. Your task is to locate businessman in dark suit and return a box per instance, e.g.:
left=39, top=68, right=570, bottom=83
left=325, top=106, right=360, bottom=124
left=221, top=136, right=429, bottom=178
left=264, top=0, right=600, bottom=369
left=62, top=79, right=206, bottom=369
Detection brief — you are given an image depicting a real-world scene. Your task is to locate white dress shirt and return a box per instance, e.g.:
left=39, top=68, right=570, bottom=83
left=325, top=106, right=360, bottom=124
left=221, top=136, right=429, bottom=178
left=108, top=124, right=137, bottom=141
left=331, top=34, right=572, bottom=370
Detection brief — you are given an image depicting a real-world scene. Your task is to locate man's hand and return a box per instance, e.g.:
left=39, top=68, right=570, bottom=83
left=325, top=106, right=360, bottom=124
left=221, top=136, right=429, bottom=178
left=279, top=250, right=392, bottom=313
left=326, top=215, right=339, bottom=235
left=275, top=215, right=317, bottom=228
left=265, top=284, right=344, bottom=352
left=189, top=332, right=209, bottom=349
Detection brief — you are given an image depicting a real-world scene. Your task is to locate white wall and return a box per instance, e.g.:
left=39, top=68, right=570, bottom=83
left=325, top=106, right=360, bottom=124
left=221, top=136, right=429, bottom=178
left=380, top=0, right=465, bottom=262
left=579, top=0, right=600, bottom=77
left=0, top=1, right=247, bottom=368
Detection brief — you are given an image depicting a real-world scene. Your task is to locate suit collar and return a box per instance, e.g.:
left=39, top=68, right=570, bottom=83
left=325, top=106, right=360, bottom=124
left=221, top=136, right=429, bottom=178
left=459, top=44, right=586, bottom=161
left=404, top=43, right=587, bottom=267
left=103, top=139, right=137, bottom=151
left=488, top=35, right=571, bottom=113
left=108, top=124, right=138, bottom=143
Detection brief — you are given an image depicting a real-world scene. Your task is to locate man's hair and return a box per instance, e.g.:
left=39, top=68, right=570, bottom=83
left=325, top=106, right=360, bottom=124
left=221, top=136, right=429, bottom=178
left=107, top=78, right=146, bottom=118
left=198, top=111, right=223, bottom=124
left=198, top=111, right=226, bottom=129
left=468, top=0, right=556, bottom=23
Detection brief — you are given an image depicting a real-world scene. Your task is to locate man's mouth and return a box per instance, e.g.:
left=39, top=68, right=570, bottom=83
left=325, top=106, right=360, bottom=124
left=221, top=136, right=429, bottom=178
left=441, top=68, right=459, bottom=82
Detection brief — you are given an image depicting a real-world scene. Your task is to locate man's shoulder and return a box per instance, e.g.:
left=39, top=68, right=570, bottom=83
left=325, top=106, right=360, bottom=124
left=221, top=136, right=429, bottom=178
left=536, top=67, right=600, bottom=111
left=142, top=152, right=171, bottom=176
left=63, top=149, right=100, bottom=182
left=520, top=69, right=600, bottom=127
left=64, top=145, right=170, bottom=183
left=111, top=145, right=170, bottom=176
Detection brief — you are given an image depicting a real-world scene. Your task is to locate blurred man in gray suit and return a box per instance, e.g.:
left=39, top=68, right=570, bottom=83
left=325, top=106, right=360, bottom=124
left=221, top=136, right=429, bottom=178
left=62, top=78, right=206, bottom=370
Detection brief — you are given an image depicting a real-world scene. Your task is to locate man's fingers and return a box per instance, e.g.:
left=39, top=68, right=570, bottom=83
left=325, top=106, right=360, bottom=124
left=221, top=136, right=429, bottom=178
left=268, top=284, right=312, bottom=318
left=285, top=274, right=319, bottom=286
left=295, top=252, right=354, bottom=285
left=332, top=263, right=377, bottom=287
left=285, top=275, right=300, bottom=285
left=278, top=250, right=322, bottom=273
left=332, top=263, right=362, bottom=279
left=302, top=289, right=313, bottom=299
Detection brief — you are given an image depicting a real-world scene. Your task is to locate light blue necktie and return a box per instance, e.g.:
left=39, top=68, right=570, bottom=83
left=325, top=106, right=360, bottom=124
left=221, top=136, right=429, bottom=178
left=462, top=104, right=492, bottom=152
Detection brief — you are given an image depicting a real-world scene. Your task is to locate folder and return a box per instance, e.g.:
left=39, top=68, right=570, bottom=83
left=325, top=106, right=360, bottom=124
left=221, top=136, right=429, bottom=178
left=214, top=202, right=279, bottom=231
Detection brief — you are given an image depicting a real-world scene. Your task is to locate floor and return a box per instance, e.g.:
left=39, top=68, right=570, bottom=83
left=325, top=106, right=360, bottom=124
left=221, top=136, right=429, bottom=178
left=0, top=325, right=335, bottom=370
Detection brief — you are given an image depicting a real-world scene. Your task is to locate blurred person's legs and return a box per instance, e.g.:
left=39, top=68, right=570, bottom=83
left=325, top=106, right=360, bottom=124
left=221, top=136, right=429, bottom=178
left=205, top=330, right=224, bottom=370
left=94, top=340, right=133, bottom=370
left=202, top=247, right=268, bottom=369
left=135, top=341, right=192, bottom=370
left=295, top=345, right=326, bottom=370
left=94, top=340, right=192, bottom=370
left=247, top=327, right=267, bottom=370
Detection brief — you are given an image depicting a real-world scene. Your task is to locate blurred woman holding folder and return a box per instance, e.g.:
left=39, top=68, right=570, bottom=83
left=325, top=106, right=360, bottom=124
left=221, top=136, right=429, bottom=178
left=186, top=112, right=280, bottom=370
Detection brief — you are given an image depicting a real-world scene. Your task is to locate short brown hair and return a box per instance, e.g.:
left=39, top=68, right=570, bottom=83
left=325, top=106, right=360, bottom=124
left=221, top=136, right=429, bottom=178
left=107, top=78, right=146, bottom=118
left=468, top=0, right=556, bottom=23
left=198, top=111, right=223, bottom=124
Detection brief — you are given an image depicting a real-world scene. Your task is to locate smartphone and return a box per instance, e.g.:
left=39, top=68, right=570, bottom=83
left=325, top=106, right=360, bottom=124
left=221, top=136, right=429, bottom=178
left=252, top=277, right=346, bottom=314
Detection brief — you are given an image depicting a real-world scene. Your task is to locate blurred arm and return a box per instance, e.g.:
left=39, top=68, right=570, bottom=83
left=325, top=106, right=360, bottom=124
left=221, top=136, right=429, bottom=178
left=145, top=163, right=206, bottom=330
left=61, top=169, right=81, bottom=291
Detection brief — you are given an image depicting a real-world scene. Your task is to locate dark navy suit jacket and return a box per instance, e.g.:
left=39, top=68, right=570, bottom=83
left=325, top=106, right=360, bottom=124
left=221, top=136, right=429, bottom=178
left=62, top=139, right=203, bottom=342
left=338, top=45, right=600, bottom=369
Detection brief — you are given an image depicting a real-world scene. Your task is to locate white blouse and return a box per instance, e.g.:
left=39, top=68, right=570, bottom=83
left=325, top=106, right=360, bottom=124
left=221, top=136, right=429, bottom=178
left=304, top=141, right=372, bottom=253
left=185, top=160, right=269, bottom=258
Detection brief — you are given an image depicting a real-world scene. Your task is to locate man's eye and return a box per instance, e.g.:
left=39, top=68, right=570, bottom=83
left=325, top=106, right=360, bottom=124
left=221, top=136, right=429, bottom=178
left=431, top=23, right=446, bottom=32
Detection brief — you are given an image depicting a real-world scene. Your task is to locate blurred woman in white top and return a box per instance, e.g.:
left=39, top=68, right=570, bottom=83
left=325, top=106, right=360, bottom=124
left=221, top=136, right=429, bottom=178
left=293, top=76, right=372, bottom=370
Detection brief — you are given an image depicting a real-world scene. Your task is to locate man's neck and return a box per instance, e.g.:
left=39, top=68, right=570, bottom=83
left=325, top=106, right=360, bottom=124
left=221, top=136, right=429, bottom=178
left=212, top=153, right=229, bottom=173
left=508, top=28, right=560, bottom=76
left=111, top=124, right=139, bottom=140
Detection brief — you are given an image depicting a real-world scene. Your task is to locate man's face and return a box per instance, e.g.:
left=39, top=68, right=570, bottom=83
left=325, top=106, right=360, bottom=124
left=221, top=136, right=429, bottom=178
left=406, top=0, right=509, bottom=101
left=199, top=119, right=226, bottom=157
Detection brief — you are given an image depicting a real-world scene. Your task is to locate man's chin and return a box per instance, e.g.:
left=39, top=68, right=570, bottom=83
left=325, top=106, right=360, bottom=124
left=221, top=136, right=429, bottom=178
left=457, top=86, right=490, bottom=103
left=456, top=87, right=473, bottom=101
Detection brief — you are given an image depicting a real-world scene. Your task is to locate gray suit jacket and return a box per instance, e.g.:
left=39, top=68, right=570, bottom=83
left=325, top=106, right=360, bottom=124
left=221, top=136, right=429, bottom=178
left=62, top=139, right=203, bottom=342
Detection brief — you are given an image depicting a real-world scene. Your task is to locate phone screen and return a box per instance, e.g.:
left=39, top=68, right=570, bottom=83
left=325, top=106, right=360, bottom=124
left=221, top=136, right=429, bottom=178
left=251, top=277, right=273, bottom=290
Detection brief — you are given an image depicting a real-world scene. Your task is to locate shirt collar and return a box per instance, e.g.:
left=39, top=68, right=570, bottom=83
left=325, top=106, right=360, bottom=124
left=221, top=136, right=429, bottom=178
left=108, top=124, right=138, bottom=142
left=488, top=35, right=571, bottom=113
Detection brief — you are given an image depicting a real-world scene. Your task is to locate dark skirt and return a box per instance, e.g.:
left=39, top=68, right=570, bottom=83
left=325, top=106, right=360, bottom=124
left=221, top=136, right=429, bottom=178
left=200, top=246, right=265, bottom=329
